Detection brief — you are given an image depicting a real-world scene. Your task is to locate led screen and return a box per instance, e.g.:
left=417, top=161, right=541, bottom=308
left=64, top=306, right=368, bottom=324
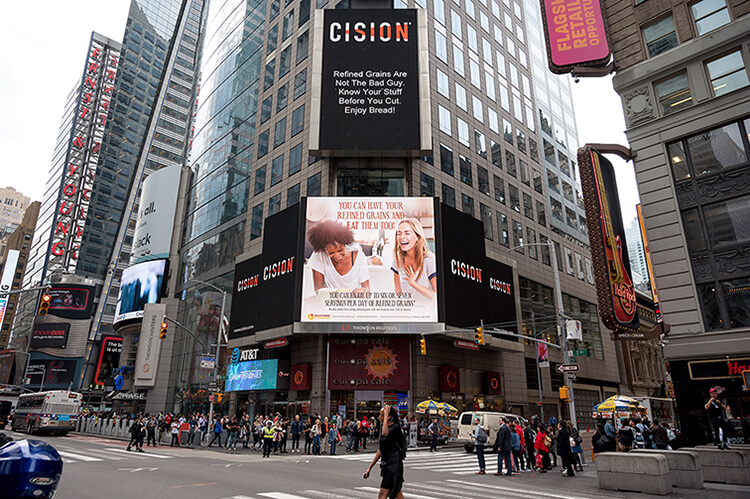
left=225, top=359, right=279, bottom=392
left=114, top=259, right=167, bottom=323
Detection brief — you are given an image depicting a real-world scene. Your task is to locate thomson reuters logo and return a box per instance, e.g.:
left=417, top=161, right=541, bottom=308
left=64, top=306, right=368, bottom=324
left=329, top=21, right=411, bottom=43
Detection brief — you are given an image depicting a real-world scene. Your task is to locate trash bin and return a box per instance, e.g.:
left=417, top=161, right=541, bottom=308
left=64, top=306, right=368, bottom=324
left=0, top=439, right=63, bottom=498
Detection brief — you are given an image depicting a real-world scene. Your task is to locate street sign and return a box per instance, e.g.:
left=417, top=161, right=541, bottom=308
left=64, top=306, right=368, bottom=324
left=454, top=339, right=479, bottom=351
left=209, top=395, right=215, bottom=402
left=573, top=349, right=588, bottom=356
left=536, top=401, right=543, bottom=406
left=217, top=375, right=228, bottom=380
left=556, top=364, right=579, bottom=373
left=208, top=386, right=221, bottom=393
left=200, top=356, right=215, bottom=369
left=567, top=373, right=577, bottom=380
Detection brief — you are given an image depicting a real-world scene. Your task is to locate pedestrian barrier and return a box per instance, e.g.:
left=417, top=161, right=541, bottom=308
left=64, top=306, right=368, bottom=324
left=685, top=447, right=750, bottom=485
left=76, top=418, right=133, bottom=439
left=595, top=452, right=672, bottom=496
left=631, top=449, right=703, bottom=489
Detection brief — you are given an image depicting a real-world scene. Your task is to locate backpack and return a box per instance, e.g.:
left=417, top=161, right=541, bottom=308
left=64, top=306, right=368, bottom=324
left=633, top=431, right=645, bottom=449
left=573, top=431, right=583, bottom=446
left=618, top=427, right=634, bottom=446
left=510, top=431, right=520, bottom=451
left=396, top=426, right=408, bottom=460
left=475, top=426, right=488, bottom=444
left=667, top=429, right=676, bottom=442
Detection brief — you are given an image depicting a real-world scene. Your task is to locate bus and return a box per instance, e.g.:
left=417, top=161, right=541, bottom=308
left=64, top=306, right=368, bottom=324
left=11, top=390, right=82, bottom=435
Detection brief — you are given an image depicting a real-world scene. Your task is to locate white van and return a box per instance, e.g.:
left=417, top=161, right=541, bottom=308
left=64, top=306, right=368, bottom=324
left=457, top=411, right=526, bottom=452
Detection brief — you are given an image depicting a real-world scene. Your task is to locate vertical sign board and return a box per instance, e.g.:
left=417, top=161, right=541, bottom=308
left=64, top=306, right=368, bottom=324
left=229, top=256, right=262, bottom=339
left=485, top=258, right=517, bottom=333
left=131, top=165, right=182, bottom=264
left=134, top=303, right=166, bottom=387
left=637, top=203, right=661, bottom=318
left=311, top=9, right=431, bottom=156
left=50, top=36, right=121, bottom=271
left=539, top=0, right=611, bottom=74
left=94, top=336, right=123, bottom=385
left=0, top=250, right=20, bottom=326
left=578, top=147, right=639, bottom=332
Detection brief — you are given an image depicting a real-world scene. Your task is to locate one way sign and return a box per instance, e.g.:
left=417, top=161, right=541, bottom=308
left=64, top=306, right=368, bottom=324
left=556, top=364, right=579, bottom=373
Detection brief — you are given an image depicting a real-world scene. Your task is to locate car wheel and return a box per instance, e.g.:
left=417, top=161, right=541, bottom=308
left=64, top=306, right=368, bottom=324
left=464, top=443, right=474, bottom=453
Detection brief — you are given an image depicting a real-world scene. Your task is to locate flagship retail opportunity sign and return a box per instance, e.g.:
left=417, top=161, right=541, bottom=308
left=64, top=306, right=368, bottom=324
left=310, top=8, right=431, bottom=156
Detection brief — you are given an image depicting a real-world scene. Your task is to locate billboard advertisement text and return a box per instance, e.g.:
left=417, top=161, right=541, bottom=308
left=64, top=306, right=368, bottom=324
left=226, top=359, right=280, bottom=392
left=328, top=337, right=410, bottom=390
left=301, top=197, right=437, bottom=323
left=131, top=165, right=181, bottom=264
left=30, top=323, right=71, bottom=349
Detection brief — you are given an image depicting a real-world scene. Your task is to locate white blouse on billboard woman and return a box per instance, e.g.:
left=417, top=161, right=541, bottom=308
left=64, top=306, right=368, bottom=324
left=391, top=253, right=437, bottom=302
left=308, top=245, right=370, bottom=290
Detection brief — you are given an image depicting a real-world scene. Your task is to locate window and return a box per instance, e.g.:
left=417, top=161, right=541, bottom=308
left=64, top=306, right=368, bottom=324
left=523, top=192, right=533, bottom=219
left=453, top=44, right=465, bottom=76
left=565, top=207, right=577, bottom=229
left=292, top=104, right=305, bottom=136
left=579, top=215, right=588, bottom=235
left=704, top=194, right=750, bottom=248
left=481, top=204, right=493, bottom=239
left=643, top=16, right=678, bottom=58
left=264, top=59, right=276, bottom=89
left=503, top=118, right=513, bottom=144
left=562, top=181, right=574, bottom=201
left=472, top=95, right=484, bottom=122
left=470, top=59, right=481, bottom=88
left=440, top=144, right=454, bottom=175
left=537, top=200, right=546, bottom=226
left=564, top=246, right=574, bottom=274
left=575, top=252, right=584, bottom=280
left=655, top=72, right=692, bottom=115
left=691, top=0, right=731, bottom=35
left=437, top=69, right=449, bottom=97
left=494, top=175, right=505, bottom=203
left=307, top=172, right=321, bottom=196
left=551, top=198, right=563, bottom=221
left=458, top=119, right=470, bottom=146
left=455, top=83, right=467, bottom=110
left=289, top=143, right=303, bottom=176
left=296, top=31, right=309, bottom=64
left=251, top=203, right=263, bottom=239
left=442, top=184, right=456, bottom=207
left=268, top=24, right=279, bottom=52
left=491, top=140, right=502, bottom=168
left=460, top=154, right=473, bottom=186
left=539, top=234, right=551, bottom=265
left=277, top=83, right=289, bottom=111
left=520, top=160, right=529, bottom=186
left=527, top=228, right=537, bottom=259
left=299, top=0, right=310, bottom=25
left=279, top=46, right=291, bottom=77
left=685, top=122, right=745, bottom=176
left=707, top=50, right=749, bottom=97
left=294, top=69, right=307, bottom=99
left=269, top=193, right=281, bottom=216
left=436, top=30, right=448, bottom=62
left=478, top=166, right=490, bottom=196
left=498, top=212, right=509, bottom=246
left=509, top=184, right=520, bottom=212
left=513, top=220, right=524, bottom=252
left=475, top=130, right=487, bottom=158
left=543, top=139, right=556, bottom=165
left=462, top=194, right=475, bottom=216
left=533, top=169, right=543, bottom=193
left=439, top=105, right=452, bottom=135
left=420, top=172, right=435, bottom=196
left=271, top=154, right=284, bottom=185
left=506, top=151, right=517, bottom=177
left=488, top=107, right=499, bottom=133
left=261, top=96, right=272, bottom=123
left=282, top=10, right=294, bottom=40
left=451, top=10, right=462, bottom=39
left=274, top=118, right=287, bottom=147
left=547, top=170, right=559, bottom=192
left=258, top=130, right=270, bottom=158
left=287, top=183, right=301, bottom=207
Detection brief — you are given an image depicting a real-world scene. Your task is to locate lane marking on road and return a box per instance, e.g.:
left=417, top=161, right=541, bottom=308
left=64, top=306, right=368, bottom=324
left=118, top=467, right=159, bottom=472
left=105, top=448, right=173, bottom=459
left=170, top=482, right=220, bottom=489
left=444, top=479, right=597, bottom=499
left=302, top=489, right=370, bottom=499
left=405, top=482, right=499, bottom=499
left=355, top=487, right=440, bottom=499
left=258, top=493, right=314, bottom=499
left=57, top=451, right=102, bottom=462
left=81, top=448, right=127, bottom=460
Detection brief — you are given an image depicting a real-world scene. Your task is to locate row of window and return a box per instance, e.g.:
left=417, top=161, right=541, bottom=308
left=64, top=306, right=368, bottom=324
left=250, top=171, right=321, bottom=239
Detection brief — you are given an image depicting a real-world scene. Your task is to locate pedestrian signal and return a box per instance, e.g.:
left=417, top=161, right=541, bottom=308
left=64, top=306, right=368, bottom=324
left=38, top=294, right=51, bottom=316
left=159, top=321, right=168, bottom=340
left=474, top=326, right=484, bottom=345
left=559, top=386, right=570, bottom=401
left=419, top=338, right=427, bottom=355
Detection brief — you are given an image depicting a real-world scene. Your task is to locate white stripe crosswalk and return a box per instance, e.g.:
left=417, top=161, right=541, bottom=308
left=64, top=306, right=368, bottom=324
left=56, top=447, right=174, bottom=464
left=327, top=449, right=489, bottom=475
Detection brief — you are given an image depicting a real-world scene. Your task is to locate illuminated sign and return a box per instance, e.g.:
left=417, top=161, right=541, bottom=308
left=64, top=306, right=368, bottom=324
left=50, top=36, right=120, bottom=271
left=578, top=146, right=639, bottom=332
left=328, top=337, right=410, bottom=390
left=30, top=323, right=71, bottom=349
left=539, top=0, right=611, bottom=74
left=114, top=259, right=167, bottom=323
left=225, top=359, right=280, bottom=392
left=94, top=336, right=123, bottom=385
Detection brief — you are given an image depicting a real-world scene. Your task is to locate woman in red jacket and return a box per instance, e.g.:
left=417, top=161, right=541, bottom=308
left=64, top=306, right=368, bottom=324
left=534, top=426, right=551, bottom=472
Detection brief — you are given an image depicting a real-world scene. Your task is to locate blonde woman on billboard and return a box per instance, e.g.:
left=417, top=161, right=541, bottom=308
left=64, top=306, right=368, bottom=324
left=307, top=220, right=371, bottom=296
left=391, top=218, right=436, bottom=301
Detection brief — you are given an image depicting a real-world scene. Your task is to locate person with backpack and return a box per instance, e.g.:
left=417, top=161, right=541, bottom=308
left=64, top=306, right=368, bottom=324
left=472, top=418, right=488, bottom=474
left=568, top=422, right=584, bottom=472
left=592, top=423, right=614, bottom=454
left=557, top=421, right=575, bottom=477
left=207, top=418, right=223, bottom=447
left=617, top=418, right=635, bottom=452
left=632, top=419, right=645, bottom=449
left=651, top=420, right=669, bottom=450
left=328, top=422, right=342, bottom=455
left=523, top=421, right=536, bottom=471
left=364, top=404, right=406, bottom=499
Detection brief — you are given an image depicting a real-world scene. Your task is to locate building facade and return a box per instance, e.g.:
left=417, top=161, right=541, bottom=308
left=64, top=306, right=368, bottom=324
left=604, top=0, right=750, bottom=444
left=165, top=0, right=624, bottom=425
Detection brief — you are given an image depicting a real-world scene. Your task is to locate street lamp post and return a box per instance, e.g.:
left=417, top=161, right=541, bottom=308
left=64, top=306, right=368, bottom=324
left=187, top=280, right=227, bottom=431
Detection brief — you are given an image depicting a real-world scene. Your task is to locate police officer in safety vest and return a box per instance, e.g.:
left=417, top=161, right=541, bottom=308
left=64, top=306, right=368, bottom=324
left=262, top=421, right=276, bottom=458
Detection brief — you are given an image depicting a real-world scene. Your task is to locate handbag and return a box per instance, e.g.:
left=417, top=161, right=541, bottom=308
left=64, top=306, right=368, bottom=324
left=543, top=435, right=551, bottom=447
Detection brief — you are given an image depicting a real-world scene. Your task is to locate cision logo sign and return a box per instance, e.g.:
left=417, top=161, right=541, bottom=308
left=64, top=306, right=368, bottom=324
left=311, top=8, right=430, bottom=156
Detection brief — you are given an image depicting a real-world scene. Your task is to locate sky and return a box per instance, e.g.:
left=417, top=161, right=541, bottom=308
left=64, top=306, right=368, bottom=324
left=0, top=1, right=640, bottom=224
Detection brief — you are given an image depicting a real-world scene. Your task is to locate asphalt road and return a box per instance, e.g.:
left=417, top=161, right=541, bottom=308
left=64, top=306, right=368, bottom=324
left=4, top=430, right=750, bottom=499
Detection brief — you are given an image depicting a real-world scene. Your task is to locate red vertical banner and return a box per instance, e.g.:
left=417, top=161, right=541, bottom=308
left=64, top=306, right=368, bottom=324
left=290, top=363, right=311, bottom=391
left=439, top=366, right=460, bottom=393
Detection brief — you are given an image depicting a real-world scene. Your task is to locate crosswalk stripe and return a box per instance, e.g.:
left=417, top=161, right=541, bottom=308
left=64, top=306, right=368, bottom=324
left=57, top=451, right=102, bottom=462
left=444, top=479, right=595, bottom=499
left=105, top=448, right=173, bottom=459
left=81, top=448, right=127, bottom=460
left=304, top=489, right=372, bottom=499
left=407, top=482, right=517, bottom=499
left=257, top=493, right=312, bottom=499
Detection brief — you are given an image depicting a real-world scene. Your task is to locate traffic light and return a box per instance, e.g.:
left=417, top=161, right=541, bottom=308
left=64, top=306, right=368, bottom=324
left=419, top=338, right=427, bottom=355
left=474, top=327, right=484, bottom=345
left=559, top=386, right=570, bottom=401
left=159, top=321, right=168, bottom=340
left=38, top=293, right=51, bottom=316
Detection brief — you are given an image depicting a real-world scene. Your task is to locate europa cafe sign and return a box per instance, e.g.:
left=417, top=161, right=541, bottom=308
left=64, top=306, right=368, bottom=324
left=50, top=38, right=120, bottom=271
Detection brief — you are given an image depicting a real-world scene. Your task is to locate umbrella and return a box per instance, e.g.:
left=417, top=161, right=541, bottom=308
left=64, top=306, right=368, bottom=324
left=415, top=400, right=457, bottom=414
left=593, top=395, right=641, bottom=413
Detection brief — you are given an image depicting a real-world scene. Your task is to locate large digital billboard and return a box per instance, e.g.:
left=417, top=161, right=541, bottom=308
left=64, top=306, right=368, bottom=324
left=328, top=337, right=410, bottom=391
left=47, top=285, right=96, bottom=319
left=229, top=256, right=261, bottom=339
left=131, top=165, right=181, bottom=264
left=310, top=8, right=431, bottom=156
left=301, top=197, right=438, bottom=323
left=30, top=323, right=70, bottom=349
left=225, top=359, right=280, bottom=392
left=114, top=259, right=167, bottom=323
left=578, top=146, right=639, bottom=332
left=94, top=336, right=123, bottom=385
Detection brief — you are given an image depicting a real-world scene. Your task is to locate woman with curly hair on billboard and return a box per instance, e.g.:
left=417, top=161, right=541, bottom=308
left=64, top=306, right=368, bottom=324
left=307, top=220, right=371, bottom=297
left=391, top=218, right=437, bottom=302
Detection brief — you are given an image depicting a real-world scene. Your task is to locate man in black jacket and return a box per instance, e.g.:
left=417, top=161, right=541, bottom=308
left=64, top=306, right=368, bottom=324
left=493, top=418, right=513, bottom=475
left=557, top=422, right=574, bottom=477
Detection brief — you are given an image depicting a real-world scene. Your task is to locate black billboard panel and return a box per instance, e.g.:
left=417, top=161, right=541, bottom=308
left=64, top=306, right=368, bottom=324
left=485, top=258, right=517, bottom=334
left=26, top=357, right=79, bottom=387
left=30, top=323, right=70, bottom=349
left=94, top=336, right=123, bottom=385
left=229, top=256, right=262, bottom=339
left=312, top=9, right=428, bottom=156
left=256, top=204, right=303, bottom=331
left=47, top=285, right=96, bottom=319
left=438, top=203, right=487, bottom=327
left=578, top=146, right=639, bottom=332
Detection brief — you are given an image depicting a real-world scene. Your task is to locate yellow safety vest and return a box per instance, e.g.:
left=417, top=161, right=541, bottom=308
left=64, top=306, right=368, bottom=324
left=263, top=426, right=276, bottom=439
